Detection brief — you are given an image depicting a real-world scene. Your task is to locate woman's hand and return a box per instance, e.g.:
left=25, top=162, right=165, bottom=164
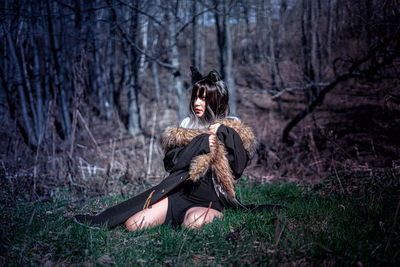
left=209, top=123, right=221, bottom=135
left=209, top=134, right=217, bottom=152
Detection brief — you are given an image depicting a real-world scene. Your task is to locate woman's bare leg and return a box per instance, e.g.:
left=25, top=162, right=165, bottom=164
left=124, top=197, right=168, bottom=231
left=183, top=206, right=223, bottom=229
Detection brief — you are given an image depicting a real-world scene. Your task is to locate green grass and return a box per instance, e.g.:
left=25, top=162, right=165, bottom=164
left=1, top=172, right=399, bottom=266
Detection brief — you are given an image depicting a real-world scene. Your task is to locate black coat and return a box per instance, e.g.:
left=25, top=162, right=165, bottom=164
left=74, top=125, right=249, bottom=229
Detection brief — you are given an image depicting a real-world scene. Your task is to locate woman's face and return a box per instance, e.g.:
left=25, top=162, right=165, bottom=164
left=194, top=90, right=206, bottom=118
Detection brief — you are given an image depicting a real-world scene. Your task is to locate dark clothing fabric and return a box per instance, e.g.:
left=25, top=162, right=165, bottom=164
left=217, top=125, right=248, bottom=179
left=73, top=125, right=249, bottom=229
left=163, top=171, right=223, bottom=228
left=74, top=133, right=211, bottom=229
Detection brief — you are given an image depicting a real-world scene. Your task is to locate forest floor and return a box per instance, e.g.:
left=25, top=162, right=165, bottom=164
left=236, top=64, right=400, bottom=184
left=1, top=60, right=399, bottom=266
left=1, top=169, right=399, bottom=266
left=1, top=62, right=399, bottom=205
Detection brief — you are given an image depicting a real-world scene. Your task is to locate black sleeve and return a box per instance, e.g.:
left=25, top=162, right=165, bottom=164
left=163, top=133, right=210, bottom=173
left=217, top=125, right=248, bottom=179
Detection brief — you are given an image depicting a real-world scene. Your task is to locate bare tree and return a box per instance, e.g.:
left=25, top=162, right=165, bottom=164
left=166, top=0, right=186, bottom=121
left=29, top=17, right=45, bottom=141
left=214, top=0, right=237, bottom=115
left=93, top=0, right=108, bottom=119
left=149, top=21, right=161, bottom=101
left=241, top=0, right=254, bottom=64
left=191, top=0, right=200, bottom=72
left=191, top=1, right=207, bottom=73
left=5, top=25, right=37, bottom=146
left=125, top=1, right=142, bottom=135
left=46, top=0, right=72, bottom=140
left=198, top=7, right=206, bottom=73
left=266, top=1, right=283, bottom=92
left=138, top=12, right=149, bottom=73
left=326, top=0, right=335, bottom=65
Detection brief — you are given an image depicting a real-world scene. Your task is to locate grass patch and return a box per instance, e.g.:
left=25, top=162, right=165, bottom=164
left=1, top=171, right=399, bottom=266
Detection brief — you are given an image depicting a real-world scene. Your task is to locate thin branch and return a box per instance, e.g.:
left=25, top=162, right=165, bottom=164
left=272, top=83, right=330, bottom=99
left=174, top=7, right=214, bottom=39
left=77, top=110, right=104, bottom=156
left=282, top=31, right=400, bottom=144
left=116, top=0, right=164, bottom=26
left=282, top=72, right=354, bottom=144
left=104, top=1, right=175, bottom=70
left=116, top=23, right=175, bottom=69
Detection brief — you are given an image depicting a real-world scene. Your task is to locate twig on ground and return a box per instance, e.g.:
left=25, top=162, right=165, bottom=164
left=273, top=213, right=285, bottom=248
left=77, top=110, right=104, bottom=157
left=308, top=130, right=323, bottom=173
left=142, top=190, right=155, bottom=210
left=79, top=157, right=86, bottom=181
left=146, top=110, right=157, bottom=178
left=333, top=163, right=345, bottom=195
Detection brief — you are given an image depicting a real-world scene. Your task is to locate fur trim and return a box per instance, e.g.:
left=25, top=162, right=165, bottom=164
left=161, top=119, right=256, bottom=198
left=211, top=143, right=235, bottom=197
left=189, top=153, right=214, bottom=182
left=217, top=118, right=257, bottom=159
left=162, top=127, right=205, bottom=151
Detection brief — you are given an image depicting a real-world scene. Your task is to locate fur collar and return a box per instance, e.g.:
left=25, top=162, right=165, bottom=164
left=161, top=118, right=256, bottom=198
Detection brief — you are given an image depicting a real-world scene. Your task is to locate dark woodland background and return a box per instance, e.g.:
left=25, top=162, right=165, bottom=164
left=0, top=0, right=399, bottom=204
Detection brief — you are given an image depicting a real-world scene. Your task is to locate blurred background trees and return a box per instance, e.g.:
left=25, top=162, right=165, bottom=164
left=0, top=0, right=399, bottom=200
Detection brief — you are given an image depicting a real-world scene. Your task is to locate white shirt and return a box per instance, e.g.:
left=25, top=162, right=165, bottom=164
left=180, top=116, right=240, bottom=130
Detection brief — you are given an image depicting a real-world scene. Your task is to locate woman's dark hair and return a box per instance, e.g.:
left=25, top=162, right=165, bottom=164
left=189, top=70, right=230, bottom=123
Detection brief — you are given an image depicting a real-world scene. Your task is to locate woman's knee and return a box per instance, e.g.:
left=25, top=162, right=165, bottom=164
left=183, top=208, right=222, bottom=229
left=125, top=213, right=147, bottom=231
left=124, top=197, right=169, bottom=231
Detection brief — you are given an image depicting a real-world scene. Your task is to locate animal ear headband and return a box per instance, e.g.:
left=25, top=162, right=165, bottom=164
left=190, top=66, right=223, bottom=85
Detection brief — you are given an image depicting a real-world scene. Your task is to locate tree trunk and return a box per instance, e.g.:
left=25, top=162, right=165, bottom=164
left=73, top=0, right=83, bottom=59
left=106, top=1, right=120, bottom=120
left=255, top=0, right=264, bottom=62
left=267, top=3, right=283, bottom=92
left=94, top=0, right=107, bottom=119
left=0, top=33, right=8, bottom=121
left=46, top=0, right=71, bottom=140
left=152, top=61, right=160, bottom=102
left=139, top=14, right=149, bottom=73
left=148, top=19, right=160, bottom=101
left=107, top=35, right=115, bottom=119
left=316, top=0, right=322, bottom=81
left=223, top=0, right=236, bottom=115
left=191, top=0, right=199, bottom=71
left=42, top=5, right=52, bottom=132
left=30, top=21, right=44, bottom=141
left=214, top=0, right=236, bottom=115
left=278, top=0, right=287, bottom=60
left=243, top=2, right=254, bottom=64
left=214, top=1, right=225, bottom=77
left=199, top=10, right=206, bottom=73
left=20, top=42, right=39, bottom=139
left=167, top=2, right=186, bottom=121
left=327, top=0, right=334, bottom=65
left=0, top=79, right=5, bottom=122
left=124, top=3, right=141, bottom=135
left=300, top=0, right=310, bottom=82
left=310, top=0, right=320, bottom=82
left=5, top=27, right=37, bottom=145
